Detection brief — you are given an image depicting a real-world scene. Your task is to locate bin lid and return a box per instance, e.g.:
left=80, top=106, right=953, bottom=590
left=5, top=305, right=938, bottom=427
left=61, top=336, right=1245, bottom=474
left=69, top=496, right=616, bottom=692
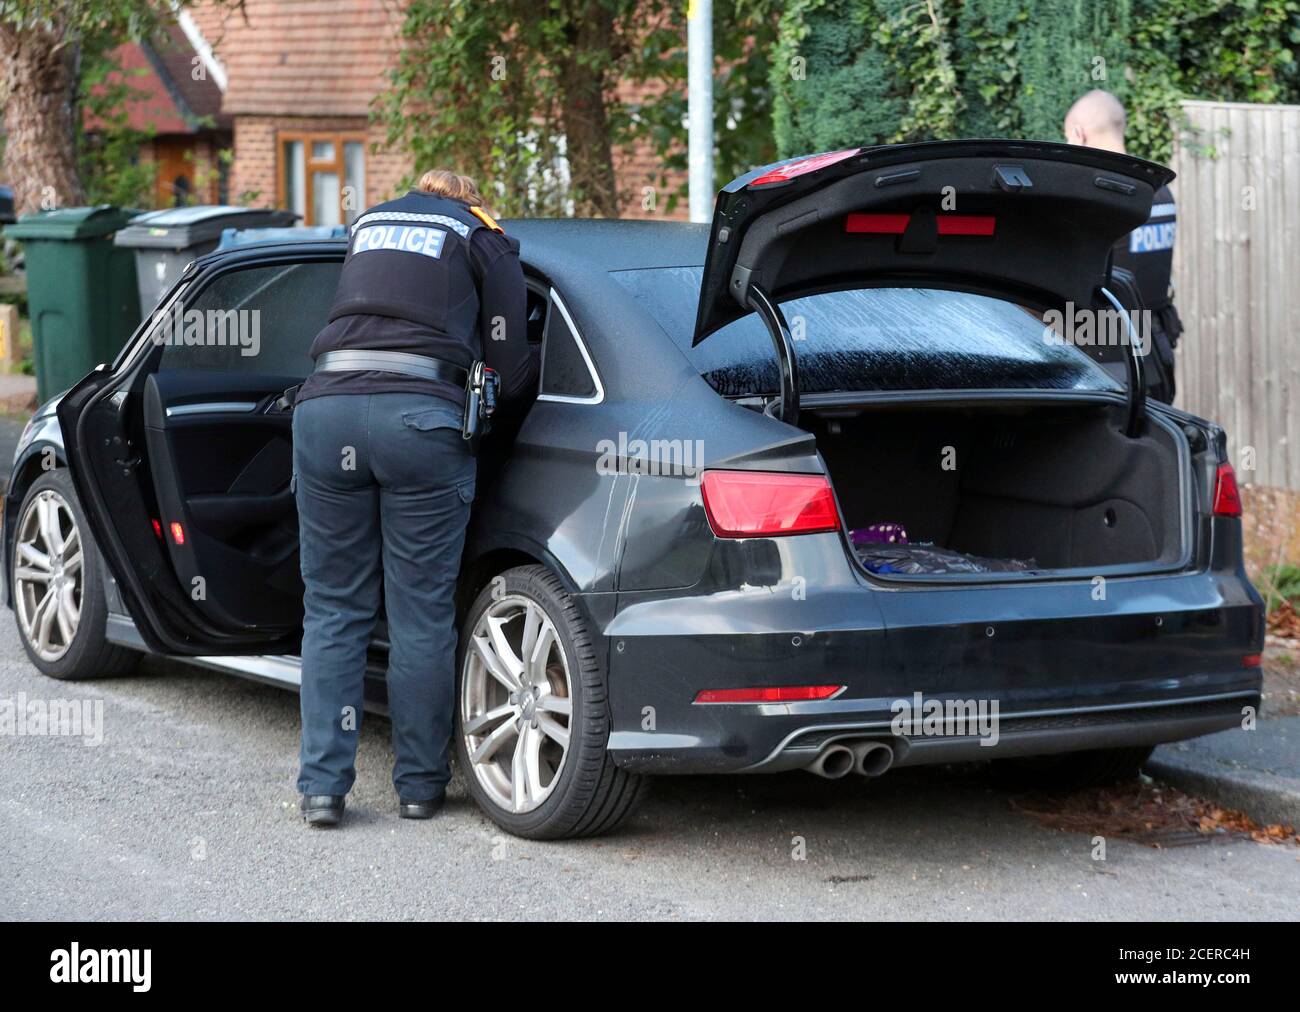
left=115, top=206, right=300, bottom=250
left=4, top=205, right=140, bottom=241
left=216, top=224, right=347, bottom=250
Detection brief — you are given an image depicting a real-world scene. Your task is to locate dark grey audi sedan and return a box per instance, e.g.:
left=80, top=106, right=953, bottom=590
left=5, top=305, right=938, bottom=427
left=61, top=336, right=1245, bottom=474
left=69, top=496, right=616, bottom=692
left=4, top=140, right=1263, bottom=839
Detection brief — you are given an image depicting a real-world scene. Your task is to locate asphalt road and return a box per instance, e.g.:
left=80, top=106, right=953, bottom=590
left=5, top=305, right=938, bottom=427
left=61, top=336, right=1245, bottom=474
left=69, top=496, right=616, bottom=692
left=2, top=615, right=1298, bottom=921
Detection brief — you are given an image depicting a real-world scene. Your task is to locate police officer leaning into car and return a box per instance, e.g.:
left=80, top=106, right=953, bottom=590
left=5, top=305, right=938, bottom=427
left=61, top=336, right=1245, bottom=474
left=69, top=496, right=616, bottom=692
left=294, top=170, right=536, bottom=827
left=1065, top=89, right=1183, bottom=404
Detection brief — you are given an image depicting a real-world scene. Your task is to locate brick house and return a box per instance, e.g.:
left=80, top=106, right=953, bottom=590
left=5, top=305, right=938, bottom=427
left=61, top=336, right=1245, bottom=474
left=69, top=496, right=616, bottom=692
left=184, top=0, right=687, bottom=223
left=96, top=23, right=232, bottom=207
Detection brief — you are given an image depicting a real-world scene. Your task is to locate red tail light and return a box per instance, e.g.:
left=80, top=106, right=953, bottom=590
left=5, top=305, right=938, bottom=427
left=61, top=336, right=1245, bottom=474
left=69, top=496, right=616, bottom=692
left=151, top=518, right=163, bottom=540
left=695, top=685, right=844, bottom=704
left=937, top=214, right=997, bottom=236
left=1242, top=654, right=1262, bottom=668
left=169, top=521, right=186, bottom=545
left=701, top=470, right=840, bottom=538
left=844, top=213, right=911, bottom=234
left=845, top=213, right=996, bottom=236
left=749, top=148, right=859, bottom=187
left=1212, top=462, right=1243, bottom=517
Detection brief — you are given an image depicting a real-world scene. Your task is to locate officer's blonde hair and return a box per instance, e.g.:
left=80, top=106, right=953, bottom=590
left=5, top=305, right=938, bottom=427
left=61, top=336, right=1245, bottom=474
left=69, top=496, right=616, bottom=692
left=417, top=169, right=485, bottom=207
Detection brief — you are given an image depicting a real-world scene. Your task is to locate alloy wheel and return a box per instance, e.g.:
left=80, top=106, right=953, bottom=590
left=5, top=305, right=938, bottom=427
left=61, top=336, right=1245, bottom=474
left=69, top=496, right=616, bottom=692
left=461, top=594, right=573, bottom=814
left=14, top=489, right=83, bottom=662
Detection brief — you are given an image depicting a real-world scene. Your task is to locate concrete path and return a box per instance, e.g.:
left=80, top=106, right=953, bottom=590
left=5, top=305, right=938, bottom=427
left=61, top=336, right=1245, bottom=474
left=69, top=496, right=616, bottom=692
left=1150, top=718, right=1300, bottom=828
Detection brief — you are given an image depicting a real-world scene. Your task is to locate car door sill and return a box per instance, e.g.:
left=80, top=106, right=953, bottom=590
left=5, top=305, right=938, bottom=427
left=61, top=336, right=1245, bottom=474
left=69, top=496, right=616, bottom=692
left=106, top=613, right=390, bottom=712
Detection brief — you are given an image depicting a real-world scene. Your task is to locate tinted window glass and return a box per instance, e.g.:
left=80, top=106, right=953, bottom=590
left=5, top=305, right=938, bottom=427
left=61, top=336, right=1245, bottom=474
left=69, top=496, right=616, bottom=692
left=540, top=297, right=597, bottom=398
left=156, top=261, right=341, bottom=378
left=610, top=266, right=1120, bottom=397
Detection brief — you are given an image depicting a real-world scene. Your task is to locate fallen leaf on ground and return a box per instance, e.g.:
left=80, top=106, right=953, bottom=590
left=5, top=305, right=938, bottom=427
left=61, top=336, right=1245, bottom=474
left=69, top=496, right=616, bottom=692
left=1009, top=780, right=1297, bottom=848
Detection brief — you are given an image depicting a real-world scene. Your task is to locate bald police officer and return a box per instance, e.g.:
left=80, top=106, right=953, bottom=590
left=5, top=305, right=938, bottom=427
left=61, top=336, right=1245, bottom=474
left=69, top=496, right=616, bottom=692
left=294, top=170, right=537, bottom=827
left=1065, top=89, right=1182, bottom=404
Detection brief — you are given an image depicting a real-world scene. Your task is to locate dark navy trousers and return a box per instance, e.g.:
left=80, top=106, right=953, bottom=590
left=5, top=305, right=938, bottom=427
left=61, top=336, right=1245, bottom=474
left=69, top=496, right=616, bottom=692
left=293, top=392, right=475, bottom=801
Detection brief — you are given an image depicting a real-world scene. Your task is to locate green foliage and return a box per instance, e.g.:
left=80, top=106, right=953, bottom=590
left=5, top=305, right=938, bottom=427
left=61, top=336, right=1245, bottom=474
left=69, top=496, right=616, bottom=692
left=77, top=40, right=158, bottom=208
left=1262, top=563, right=1300, bottom=610
left=0, top=1, right=168, bottom=36
left=773, top=0, right=898, bottom=152
left=380, top=0, right=780, bottom=217
left=953, top=1, right=1027, bottom=138
left=773, top=0, right=1300, bottom=163
left=1, top=2, right=223, bottom=213
left=380, top=0, right=568, bottom=216
left=1126, top=0, right=1300, bottom=159
left=638, top=0, right=782, bottom=209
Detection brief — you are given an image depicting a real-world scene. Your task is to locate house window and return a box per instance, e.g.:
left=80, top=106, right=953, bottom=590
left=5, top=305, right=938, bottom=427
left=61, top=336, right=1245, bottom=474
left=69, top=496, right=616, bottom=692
left=280, top=133, right=366, bottom=226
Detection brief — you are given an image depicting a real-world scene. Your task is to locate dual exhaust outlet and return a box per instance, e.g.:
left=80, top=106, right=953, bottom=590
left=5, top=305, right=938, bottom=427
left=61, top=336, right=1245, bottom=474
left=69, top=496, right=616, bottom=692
left=807, top=740, right=895, bottom=779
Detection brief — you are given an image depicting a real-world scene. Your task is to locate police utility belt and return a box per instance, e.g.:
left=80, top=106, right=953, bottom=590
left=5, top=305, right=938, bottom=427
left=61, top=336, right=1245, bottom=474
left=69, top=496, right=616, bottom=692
left=313, top=349, right=499, bottom=442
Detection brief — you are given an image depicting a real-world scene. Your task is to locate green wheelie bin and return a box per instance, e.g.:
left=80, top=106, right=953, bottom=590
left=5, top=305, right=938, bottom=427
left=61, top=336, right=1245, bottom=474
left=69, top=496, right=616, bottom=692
left=4, top=205, right=141, bottom=403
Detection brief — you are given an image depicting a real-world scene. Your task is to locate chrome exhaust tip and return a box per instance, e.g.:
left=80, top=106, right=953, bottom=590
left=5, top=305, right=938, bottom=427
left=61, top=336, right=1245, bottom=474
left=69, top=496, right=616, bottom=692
left=852, top=741, right=895, bottom=777
left=807, top=743, right=855, bottom=779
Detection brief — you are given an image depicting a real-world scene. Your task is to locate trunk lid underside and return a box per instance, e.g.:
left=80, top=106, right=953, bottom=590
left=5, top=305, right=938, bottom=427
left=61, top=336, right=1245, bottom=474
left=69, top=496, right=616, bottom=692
left=693, top=139, right=1174, bottom=343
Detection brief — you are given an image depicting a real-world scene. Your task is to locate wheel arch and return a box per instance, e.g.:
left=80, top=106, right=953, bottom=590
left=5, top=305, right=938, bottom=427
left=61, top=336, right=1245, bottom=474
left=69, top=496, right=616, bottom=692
left=458, top=536, right=581, bottom=620
left=3, top=443, right=68, bottom=608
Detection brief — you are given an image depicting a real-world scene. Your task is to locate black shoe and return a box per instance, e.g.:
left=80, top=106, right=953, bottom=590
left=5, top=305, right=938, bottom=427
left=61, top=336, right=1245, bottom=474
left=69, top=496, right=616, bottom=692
left=398, top=795, right=445, bottom=820
left=301, top=794, right=345, bottom=827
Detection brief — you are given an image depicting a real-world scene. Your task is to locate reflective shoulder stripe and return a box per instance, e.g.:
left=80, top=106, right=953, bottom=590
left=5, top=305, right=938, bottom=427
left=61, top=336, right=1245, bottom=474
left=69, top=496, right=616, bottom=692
left=349, top=210, right=471, bottom=238
left=1149, top=202, right=1176, bottom=219
left=469, top=205, right=504, bottom=234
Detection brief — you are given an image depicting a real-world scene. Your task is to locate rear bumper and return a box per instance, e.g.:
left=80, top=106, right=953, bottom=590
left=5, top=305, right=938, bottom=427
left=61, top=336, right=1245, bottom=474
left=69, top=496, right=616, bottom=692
left=602, top=530, right=1265, bottom=775
left=747, top=691, right=1257, bottom=773
left=606, top=682, right=1261, bottom=775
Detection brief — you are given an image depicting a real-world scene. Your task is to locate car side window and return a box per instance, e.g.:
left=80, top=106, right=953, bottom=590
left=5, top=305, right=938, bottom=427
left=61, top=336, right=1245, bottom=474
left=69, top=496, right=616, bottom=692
left=155, top=261, right=342, bottom=378
left=539, top=292, right=597, bottom=399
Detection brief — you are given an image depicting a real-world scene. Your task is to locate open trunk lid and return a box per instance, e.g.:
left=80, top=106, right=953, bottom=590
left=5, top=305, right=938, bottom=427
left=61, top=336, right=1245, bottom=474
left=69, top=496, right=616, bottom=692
left=692, top=139, right=1174, bottom=343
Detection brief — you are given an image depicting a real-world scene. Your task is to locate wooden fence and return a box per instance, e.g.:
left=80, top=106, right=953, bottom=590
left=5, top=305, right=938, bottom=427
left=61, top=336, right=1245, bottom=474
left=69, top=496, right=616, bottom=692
left=1172, top=99, right=1300, bottom=492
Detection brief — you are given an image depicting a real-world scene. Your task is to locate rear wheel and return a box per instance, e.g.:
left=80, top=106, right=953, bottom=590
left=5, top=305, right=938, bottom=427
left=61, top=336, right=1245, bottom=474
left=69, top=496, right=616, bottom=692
left=455, top=565, right=647, bottom=839
left=11, top=469, right=139, bottom=681
left=994, top=745, right=1155, bottom=790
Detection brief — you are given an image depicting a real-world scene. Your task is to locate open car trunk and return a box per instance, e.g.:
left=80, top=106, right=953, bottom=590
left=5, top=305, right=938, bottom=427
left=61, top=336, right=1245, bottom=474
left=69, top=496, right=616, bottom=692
left=805, top=399, right=1188, bottom=580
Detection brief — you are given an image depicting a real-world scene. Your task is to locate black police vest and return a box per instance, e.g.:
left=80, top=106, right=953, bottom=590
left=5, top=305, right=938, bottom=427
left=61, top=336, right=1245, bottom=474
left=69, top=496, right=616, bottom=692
left=1113, top=184, right=1176, bottom=313
left=326, top=192, right=494, bottom=340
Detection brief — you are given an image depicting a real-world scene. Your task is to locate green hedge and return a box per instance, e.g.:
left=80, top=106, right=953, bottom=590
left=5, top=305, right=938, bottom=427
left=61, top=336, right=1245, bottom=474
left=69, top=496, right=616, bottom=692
left=772, top=0, right=1300, bottom=162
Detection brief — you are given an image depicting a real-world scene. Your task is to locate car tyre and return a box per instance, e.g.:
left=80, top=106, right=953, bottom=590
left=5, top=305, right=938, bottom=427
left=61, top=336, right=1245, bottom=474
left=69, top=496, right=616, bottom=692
left=993, top=745, right=1155, bottom=791
left=455, top=564, right=648, bottom=839
left=11, top=469, right=139, bottom=681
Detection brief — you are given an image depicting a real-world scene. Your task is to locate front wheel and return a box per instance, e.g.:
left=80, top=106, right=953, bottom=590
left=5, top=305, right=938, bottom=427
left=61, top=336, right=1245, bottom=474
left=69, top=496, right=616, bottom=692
left=455, top=565, right=647, bottom=839
left=11, top=469, right=139, bottom=680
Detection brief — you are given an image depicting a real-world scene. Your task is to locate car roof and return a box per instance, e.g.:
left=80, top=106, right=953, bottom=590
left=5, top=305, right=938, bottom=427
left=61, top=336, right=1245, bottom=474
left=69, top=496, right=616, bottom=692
left=199, top=218, right=708, bottom=274
left=503, top=219, right=709, bottom=272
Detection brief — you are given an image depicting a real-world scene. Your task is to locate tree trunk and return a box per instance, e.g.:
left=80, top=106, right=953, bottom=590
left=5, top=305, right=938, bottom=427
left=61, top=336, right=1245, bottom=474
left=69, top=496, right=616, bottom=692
left=556, top=4, right=620, bottom=218
left=0, top=18, right=85, bottom=217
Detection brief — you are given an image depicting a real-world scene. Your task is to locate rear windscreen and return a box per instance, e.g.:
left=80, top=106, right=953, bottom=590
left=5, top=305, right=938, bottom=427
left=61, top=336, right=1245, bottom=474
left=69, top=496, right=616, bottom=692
left=610, top=266, right=1121, bottom=397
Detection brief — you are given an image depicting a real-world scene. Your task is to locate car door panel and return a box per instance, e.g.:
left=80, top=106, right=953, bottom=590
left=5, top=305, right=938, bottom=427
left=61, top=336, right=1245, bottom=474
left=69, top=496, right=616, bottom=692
left=59, top=247, right=343, bottom=655
left=142, top=369, right=304, bottom=631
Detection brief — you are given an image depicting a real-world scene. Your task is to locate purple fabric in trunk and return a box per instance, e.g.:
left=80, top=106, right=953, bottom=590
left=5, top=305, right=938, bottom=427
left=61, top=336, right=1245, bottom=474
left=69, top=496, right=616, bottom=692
left=850, top=523, right=909, bottom=546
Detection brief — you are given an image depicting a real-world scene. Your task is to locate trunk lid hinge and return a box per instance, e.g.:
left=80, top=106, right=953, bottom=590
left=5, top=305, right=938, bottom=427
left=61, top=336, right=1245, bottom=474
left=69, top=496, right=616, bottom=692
left=745, top=283, right=800, bottom=426
left=1099, top=286, right=1146, bottom=437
